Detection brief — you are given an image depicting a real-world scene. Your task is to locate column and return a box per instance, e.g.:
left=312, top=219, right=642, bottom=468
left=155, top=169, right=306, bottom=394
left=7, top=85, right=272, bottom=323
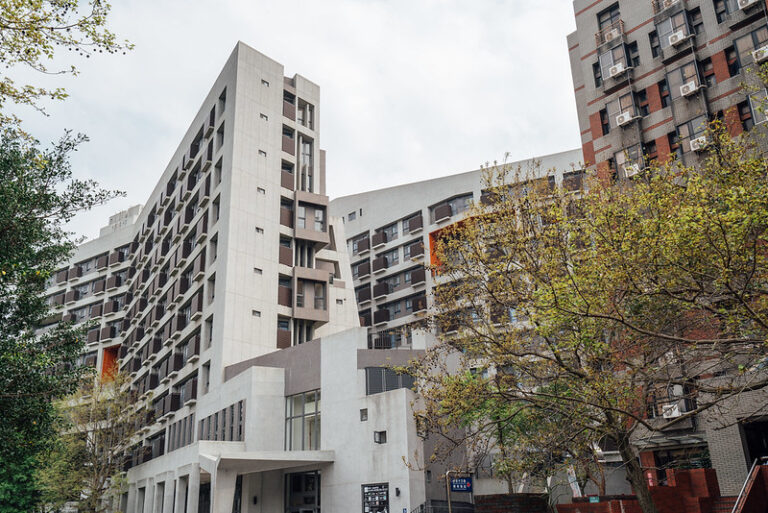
left=187, top=464, right=201, bottom=513
left=126, top=484, right=138, bottom=513
left=143, top=479, right=154, bottom=513
left=175, top=475, right=189, bottom=513
left=163, top=478, right=175, bottom=513
left=211, top=468, right=238, bottom=513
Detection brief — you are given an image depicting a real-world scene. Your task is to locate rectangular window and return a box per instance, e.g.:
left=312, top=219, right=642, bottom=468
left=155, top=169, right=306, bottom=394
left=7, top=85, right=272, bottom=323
left=650, top=31, right=660, bottom=58
left=676, top=115, right=709, bottom=153
left=297, top=206, right=306, bottom=229
left=599, top=44, right=628, bottom=80
left=749, top=88, right=768, bottom=125
left=365, top=367, right=415, bottom=395
left=593, top=62, right=603, bottom=88
left=656, top=11, right=690, bottom=50
left=314, top=209, right=324, bottom=232
left=373, top=431, right=387, bottom=444
left=600, top=108, right=610, bottom=135
left=659, top=79, right=671, bottom=108
left=285, top=390, right=321, bottom=450
left=734, top=26, right=768, bottom=72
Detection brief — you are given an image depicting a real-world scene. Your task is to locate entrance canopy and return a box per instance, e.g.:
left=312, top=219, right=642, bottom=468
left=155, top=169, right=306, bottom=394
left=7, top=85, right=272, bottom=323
left=200, top=450, right=335, bottom=474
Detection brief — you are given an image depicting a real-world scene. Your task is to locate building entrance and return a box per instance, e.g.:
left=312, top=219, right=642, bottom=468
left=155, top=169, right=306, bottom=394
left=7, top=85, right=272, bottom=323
left=741, top=417, right=768, bottom=466
left=286, top=471, right=320, bottom=513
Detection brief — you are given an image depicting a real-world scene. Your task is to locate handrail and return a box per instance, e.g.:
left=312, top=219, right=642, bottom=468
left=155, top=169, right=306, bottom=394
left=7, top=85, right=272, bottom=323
left=731, top=456, right=768, bottom=513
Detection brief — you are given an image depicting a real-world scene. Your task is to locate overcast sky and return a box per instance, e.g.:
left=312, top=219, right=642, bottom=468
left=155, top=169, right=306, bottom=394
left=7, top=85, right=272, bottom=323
left=16, top=0, right=580, bottom=240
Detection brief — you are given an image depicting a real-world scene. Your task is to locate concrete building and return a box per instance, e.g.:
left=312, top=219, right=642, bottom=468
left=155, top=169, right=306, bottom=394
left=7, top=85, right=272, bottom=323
left=566, top=0, right=768, bottom=494
left=568, top=0, right=768, bottom=183
left=43, top=42, right=433, bottom=513
left=328, top=149, right=584, bottom=353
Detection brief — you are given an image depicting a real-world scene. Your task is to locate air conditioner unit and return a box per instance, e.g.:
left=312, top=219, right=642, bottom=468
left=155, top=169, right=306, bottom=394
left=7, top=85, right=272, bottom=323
left=668, top=30, right=689, bottom=47
left=680, top=80, right=701, bottom=97
left=609, top=62, right=626, bottom=78
left=616, top=111, right=637, bottom=126
left=623, top=163, right=641, bottom=177
left=738, top=0, right=759, bottom=10
left=753, top=45, right=768, bottom=64
left=662, top=402, right=682, bottom=418
left=604, top=28, right=621, bottom=43
left=690, top=136, right=708, bottom=152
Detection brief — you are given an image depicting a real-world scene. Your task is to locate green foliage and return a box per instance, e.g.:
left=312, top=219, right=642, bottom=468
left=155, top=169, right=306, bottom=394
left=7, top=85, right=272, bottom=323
left=0, top=130, right=123, bottom=512
left=0, top=0, right=132, bottom=123
left=414, top=121, right=768, bottom=513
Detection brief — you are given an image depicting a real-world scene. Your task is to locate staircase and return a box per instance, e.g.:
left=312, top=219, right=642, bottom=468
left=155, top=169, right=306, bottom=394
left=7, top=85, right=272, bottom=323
left=730, top=457, right=768, bottom=513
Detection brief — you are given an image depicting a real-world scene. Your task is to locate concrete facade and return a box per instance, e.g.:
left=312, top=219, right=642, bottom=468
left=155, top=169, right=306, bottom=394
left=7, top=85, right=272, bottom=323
left=44, top=43, right=430, bottom=513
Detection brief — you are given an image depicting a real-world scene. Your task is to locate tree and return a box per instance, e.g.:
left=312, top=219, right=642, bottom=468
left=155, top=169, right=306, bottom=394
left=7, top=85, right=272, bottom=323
left=0, top=0, right=132, bottom=124
left=0, top=130, right=122, bottom=512
left=38, top=372, right=143, bottom=513
left=412, top=121, right=768, bottom=513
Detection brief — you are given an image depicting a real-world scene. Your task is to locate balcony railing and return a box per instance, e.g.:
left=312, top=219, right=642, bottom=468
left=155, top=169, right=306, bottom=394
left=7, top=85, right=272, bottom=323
left=595, top=20, right=625, bottom=47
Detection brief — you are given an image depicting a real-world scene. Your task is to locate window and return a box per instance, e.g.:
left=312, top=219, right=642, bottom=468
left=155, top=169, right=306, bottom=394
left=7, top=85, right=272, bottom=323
left=749, top=88, right=768, bottom=125
left=635, top=89, right=650, bottom=117
left=297, top=100, right=314, bottom=130
left=658, top=79, right=671, bottom=108
left=689, top=8, right=703, bottom=35
left=627, top=41, right=640, bottom=68
left=260, top=113, right=268, bottom=121
left=255, top=227, right=264, bottom=234
left=734, top=26, right=768, bottom=72
left=380, top=223, right=398, bottom=241
left=614, top=144, right=644, bottom=178
left=285, top=390, right=321, bottom=450
left=299, top=139, right=313, bottom=193
left=348, top=211, right=356, bottom=221
left=297, top=206, right=306, bottom=229
left=714, top=0, right=732, bottom=23
left=600, top=108, right=610, bottom=135
left=381, top=248, right=399, bottom=267
left=365, top=367, right=415, bottom=395
left=650, top=31, right=660, bottom=58
left=314, top=282, right=326, bottom=310
left=739, top=100, right=755, bottom=131
left=593, top=62, right=603, bottom=88
left=597, top=3, right=620, bottom=31
left=701, top=57, right=716, bottom=88
left=725, top=46, right=740, bottom=77
left=261, top=79, right=269, bottom=87
left=218, top=88, right=226, bottom=113
left=373, top=431, right=387, bottom=444
left=360, top=408, right=368, bottom=421
left=676, top=115, right=708, bottom=153
left=666, top=61, right=700, bottom=99
left=599, top=44, right=628, bottom=80
left=656, top=11, right=690, bottom=51
left=314, top=209, right=324, bottom=232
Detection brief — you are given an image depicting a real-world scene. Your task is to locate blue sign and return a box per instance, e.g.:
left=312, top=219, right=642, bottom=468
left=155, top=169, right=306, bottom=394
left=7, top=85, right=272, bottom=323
left=451, top=477, right=473, bottom=492
left=588, top=496, right=600, bottom=503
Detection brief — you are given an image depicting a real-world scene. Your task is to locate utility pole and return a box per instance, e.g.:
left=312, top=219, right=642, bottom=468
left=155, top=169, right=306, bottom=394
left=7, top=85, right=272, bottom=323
left=445, top=470, right=454, bottom=513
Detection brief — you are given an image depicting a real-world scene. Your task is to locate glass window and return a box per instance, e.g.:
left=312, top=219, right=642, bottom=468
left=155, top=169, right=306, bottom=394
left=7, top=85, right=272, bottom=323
left=614, top=144, right=644, bottom=178
left=749, top=89, right=768, bottom=125
left=676, top=115, right=709, bottom=153
left=656, top=12, right=690, bottom=49
left=597, top=3, right=620, bottom=31
left=285, top=390, right=321, bottom=450
left=734, top=26, right=768, bottom=70
left=599, top=44, right=628, bottom=79
left=667, top=61, right=700, bottom=99
left=297, top=206, right=306, bottom=229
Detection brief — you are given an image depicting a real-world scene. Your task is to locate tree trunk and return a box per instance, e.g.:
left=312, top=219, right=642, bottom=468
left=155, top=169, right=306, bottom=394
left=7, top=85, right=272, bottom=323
left=615, top=432, right=658, bottom=513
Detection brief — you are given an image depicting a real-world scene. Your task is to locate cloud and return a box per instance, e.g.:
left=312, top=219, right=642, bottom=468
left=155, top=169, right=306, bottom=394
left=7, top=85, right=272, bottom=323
left=14, top=0, right=580, bottom=240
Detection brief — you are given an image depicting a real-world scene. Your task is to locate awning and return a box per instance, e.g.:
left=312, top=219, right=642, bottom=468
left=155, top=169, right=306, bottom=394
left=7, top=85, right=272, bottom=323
left=199, top=450, right=335, bottom=474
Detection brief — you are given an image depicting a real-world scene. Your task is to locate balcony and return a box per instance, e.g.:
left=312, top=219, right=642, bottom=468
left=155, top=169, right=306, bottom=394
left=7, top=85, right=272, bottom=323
left=281, top=170, right=295, bottom=190
left=278, top=285, right=292, bottom=307
left=357, top=285, right=371, bottom=304
left=411, top=267, right=426, bottom=285
left=595, top=19, right=625, bottom=48
left=356, top=261, right=371, bottom=279
left=279, top=245, right=293, bottom=266
left=433, top=203, right=452, bottom=223
left=408, top=244, right=425, bottom=260
left=356, top=237, right=370, bottom=255
left=372, top=257, right=387, bottom=274
left=404, top=214, right=423, bottom=233
left=277, top=329, right=291, bottom=349
left=373, top=282, right=390, bottom=299
left=280, top=207, right=294, bottom=228
left=283, top=100, right=296, bottom=121
left=372, top=231, right=387, bottom=249
left=97, top=255, right=109, bottom=269
left=282, top=135, right=295, bottom=156
left=108, top=251, right=125, bottom=267
left=373, top=309, right=390, bottom=325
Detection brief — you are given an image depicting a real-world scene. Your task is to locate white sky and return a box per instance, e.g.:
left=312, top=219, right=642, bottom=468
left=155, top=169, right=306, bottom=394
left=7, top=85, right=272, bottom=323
left=15, top=0, right=580, bottom=240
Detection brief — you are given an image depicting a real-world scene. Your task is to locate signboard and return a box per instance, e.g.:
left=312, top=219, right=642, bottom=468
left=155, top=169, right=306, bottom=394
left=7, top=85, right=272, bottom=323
left=450, top=477, right=473, bottom=492
left=362, top=483, right=389, bottom=513
left=589, top=496, right=600, bottom=503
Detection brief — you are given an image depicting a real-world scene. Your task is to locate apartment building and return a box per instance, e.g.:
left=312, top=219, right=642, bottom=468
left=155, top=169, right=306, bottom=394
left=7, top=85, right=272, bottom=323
left=568, top=0, right=768, bottom=182
left=43, top=43, right=434, bottom=513
left=328, top=149, right=583, bottom=353
left=567, top=0, right=768, bottom=494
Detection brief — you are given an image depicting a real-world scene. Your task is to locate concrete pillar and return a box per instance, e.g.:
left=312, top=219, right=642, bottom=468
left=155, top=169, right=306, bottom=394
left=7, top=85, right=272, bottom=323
left=127, top=484, right=138, bottom=513
left=163, top=478, right=176, bottom=513
left=175, top=475, right=189, bottom=513
left=154, top=481, right=165, bottom=513
left=187, top=464, right=201, bottom=513
left=211, top=468, right=238, bottom=513
left=143, top=480, right=154, bottom=513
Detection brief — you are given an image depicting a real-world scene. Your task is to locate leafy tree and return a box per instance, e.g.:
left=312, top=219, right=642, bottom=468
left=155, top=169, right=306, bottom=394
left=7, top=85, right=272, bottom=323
left=0, top=0, right=132, bottom=124
left=412, top=121, right=768, bottom=513
left=38, top=372, right=143, bottom=513
left=0, top=131, right=122, bottom=512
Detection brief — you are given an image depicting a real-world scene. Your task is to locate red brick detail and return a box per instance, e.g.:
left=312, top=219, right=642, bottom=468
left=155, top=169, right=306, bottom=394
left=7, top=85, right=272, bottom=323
left=581, top=48, right=598, bottom=61
left=656, top=135, right=672, bottom=163
left=647, top=84, right=662, bottom=114
left=724, top=104, right=743, bottom=137
left=712, top=51, right=731, bottom=84
left=710, top=87, right=741, bottom=103
left=583, top=141, right=595, bottom=167
left=640, top=451, right=657, bottom=486
left=569, top=43, right=580, bottom=52
left=626, top=18, right=654, bottom=35
left=589, top=111, right=603, bottom=141
left=708, top=30, right=733, bottom=47
left=643, top=117, right=674, bottom=133
left=575, top=0, right=607, bottom=17
left=596, top=160, right=613, bottom=186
